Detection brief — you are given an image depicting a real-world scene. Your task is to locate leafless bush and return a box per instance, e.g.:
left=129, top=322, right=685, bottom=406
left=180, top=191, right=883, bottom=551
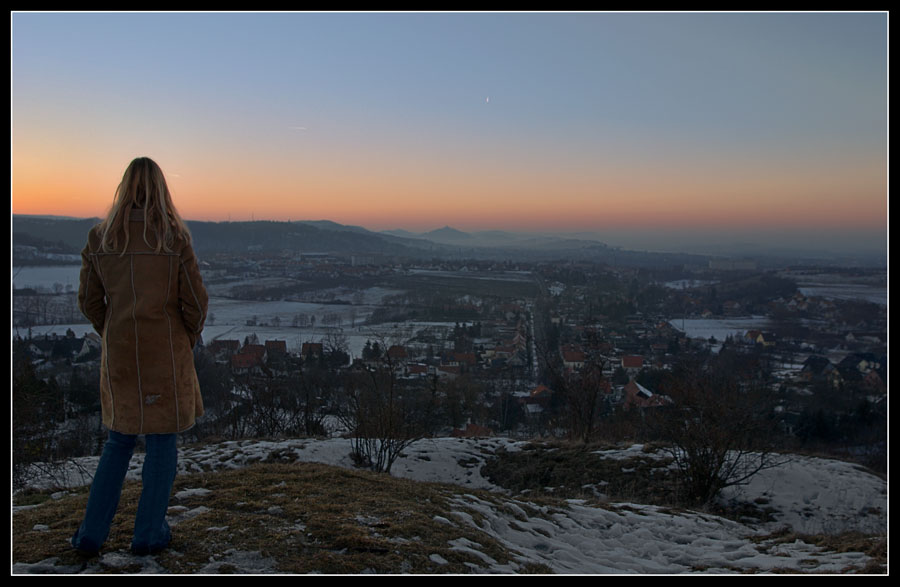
left=538, top=338, right=609, bottom=444
left=337, top=337, right=438, bottom=474
left=650, top=358, right=788, bottom=506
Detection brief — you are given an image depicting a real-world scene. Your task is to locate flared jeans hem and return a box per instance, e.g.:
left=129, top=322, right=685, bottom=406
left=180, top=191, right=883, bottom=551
left=71, top=430, right=177, bottom=554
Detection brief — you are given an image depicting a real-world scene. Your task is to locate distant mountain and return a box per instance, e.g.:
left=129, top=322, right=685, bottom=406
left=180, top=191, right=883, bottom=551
left=383, top=227, right=605, bottom=250
left=385, top=226, right=521, bottom=246
left=13, top=215, right=103, bottom=253
left=184, top=220, right=442, bottom=258
left=294, top=220, right=372, bottom=234
left=381, top=228, right=421, bottom=239
left=422, top=226, right=473, bottom=243
left=382, top=226, right=621, bottom=254
left=11, top=215, right=426, bottom=258
left=12, top=215, right=714, bottom=268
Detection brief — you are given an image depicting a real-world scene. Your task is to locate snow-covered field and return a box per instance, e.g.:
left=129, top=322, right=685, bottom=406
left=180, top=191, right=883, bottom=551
left=797, top=283, right=887, bottom=307
left=13, top=437, right=887, bottom=574
left=669, top=317, right=772, bottom=342
left=12, top=265, right=81, bottom=292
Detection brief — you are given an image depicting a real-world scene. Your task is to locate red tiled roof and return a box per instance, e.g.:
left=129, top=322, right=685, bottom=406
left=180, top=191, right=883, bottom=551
left=621, top=355, right=644, bottom=369
left=265, top=340, right=287, bottom=353
left=623, top=380, right=671, bottom=409
left=563, top=350, right=586, bottom=363
left=454, top=352, right=477, bottom=365
left=530, top=384, right=553, bottom=398
left=243, top=344, right=266, bottom=358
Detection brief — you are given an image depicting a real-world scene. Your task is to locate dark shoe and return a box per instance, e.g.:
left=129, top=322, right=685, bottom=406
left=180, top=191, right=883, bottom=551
left=130, top=543, right=167, bottom=556
left=75, top=548, right=99, bottom=558
left=73, top=545, right=100, bottom=558
left=71, top=533, right=100, bottom=557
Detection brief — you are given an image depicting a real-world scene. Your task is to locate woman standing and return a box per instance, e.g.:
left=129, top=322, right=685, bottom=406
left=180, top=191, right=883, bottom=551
left=73, top=156, right=208, bottom=556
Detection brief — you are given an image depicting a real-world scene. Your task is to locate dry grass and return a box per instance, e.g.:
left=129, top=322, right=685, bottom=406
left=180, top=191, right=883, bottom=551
left=480, top=441, right=786, bottom=525
left=12, top=462, right=552, bottom=574
left=13, top=446, right=886, bottom=575
left=750, top=529, right=888, bottom=574
left=481, top=442, right=680, bottom=505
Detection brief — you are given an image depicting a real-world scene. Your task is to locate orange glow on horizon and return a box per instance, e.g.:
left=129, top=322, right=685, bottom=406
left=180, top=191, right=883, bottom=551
left=12, top=145, right=886, bottom=236
left=13, top=177, right=886, bottom=234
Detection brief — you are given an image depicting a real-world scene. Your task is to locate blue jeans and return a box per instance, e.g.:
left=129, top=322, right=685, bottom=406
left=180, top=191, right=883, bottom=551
left=71, top=431, right=178, bottom=554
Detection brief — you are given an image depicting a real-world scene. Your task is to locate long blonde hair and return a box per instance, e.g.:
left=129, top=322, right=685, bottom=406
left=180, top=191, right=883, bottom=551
left=99, top=157, right=191, bottom=254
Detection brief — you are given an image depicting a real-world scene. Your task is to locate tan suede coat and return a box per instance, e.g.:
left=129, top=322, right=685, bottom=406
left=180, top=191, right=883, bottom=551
left=77, top=210, right=209, bottom=435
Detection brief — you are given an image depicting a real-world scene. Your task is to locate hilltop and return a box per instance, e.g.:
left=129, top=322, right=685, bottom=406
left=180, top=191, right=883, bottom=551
left=13, top=214, right=713, bottom=267
left=12, top=437, right=887, bottom=574
left=16, top=213, right=884, bottom=268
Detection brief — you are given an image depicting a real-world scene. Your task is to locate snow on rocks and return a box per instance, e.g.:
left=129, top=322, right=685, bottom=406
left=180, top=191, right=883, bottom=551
left=446, top=494, right=874, bottom=574
left=13, top=437, right=886, bottom=574
left=719, top=453, right=886, bottom=535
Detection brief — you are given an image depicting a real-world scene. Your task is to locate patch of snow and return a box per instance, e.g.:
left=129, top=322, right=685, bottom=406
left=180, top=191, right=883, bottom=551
left=13, top=437, right=886, bottom=575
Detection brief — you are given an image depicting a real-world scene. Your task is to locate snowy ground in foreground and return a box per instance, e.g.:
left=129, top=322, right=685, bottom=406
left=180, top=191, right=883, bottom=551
left=13, top=437, right=887, bottom=575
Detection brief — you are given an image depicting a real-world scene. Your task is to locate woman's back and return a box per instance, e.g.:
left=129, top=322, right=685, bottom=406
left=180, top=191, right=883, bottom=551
left=78, top=159, right=208, bottom=435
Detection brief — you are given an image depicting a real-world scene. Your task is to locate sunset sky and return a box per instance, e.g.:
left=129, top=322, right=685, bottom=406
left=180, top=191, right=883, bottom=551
left=11, top=11, right=888, bottom=256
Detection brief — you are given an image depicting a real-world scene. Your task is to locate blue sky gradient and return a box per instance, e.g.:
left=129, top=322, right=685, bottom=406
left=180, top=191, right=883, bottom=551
left=12, top=11, right=888, bottom=259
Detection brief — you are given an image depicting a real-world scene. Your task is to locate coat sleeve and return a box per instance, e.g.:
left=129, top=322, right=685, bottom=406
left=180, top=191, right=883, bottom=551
left=77, top=238, right=107, bottom=335
left=178, top=242, right=209, bottom=347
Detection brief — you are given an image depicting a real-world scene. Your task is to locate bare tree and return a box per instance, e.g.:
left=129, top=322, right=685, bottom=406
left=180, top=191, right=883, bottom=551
left=245, top=378, right=288, bottom=437
left=12, top=341, right=65, bottom=488
left=558, top=358, right=608, bottom=444
left=537, top=339, right=608, bottom=444
left=287, top=360, right=332, bottom=437
left=651, top=358, right=788, bottom=506
left=322, top=329, right=350, bottom=369
left=337, top=333, right=437, bottom=474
